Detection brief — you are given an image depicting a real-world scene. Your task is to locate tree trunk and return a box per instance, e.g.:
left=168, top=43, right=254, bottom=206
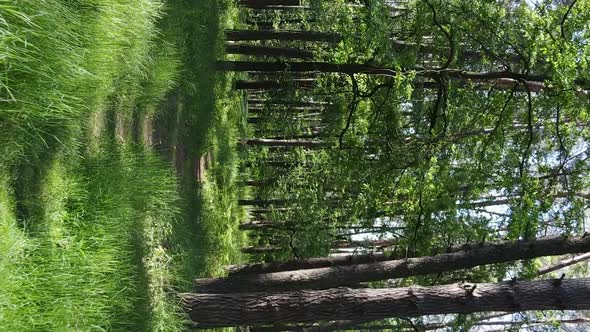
left=194, top=235, right=590, bottom=293
left=226, top=44, right=313, bottom=59
left=241, top=246, right=282, bottom=254
left=245, top=19, right=274, bottom=30
left=183, top=278, right=590, bottom=327
left=247, top=313, right=514, bottom=332
left=226, top=252, right=400, bottom=275
left=217, top=60, right=395, bottom=75
left=238, top=198, right=287, bottom=206
left=217, top=61, right=550, bottom=83
left=235, top=79, right=315, bottom=90
left=332, top=239, right=398, bottom=249
left=239, top=0, right=299, bottom=9
left=247, top=117, right=264, bottom=124
left=247, top=99, right=329, bottom=107
left=244, top=160, right=299, bottom=168
left=434, top=318, right=590, bottom=330
left=239, top=221, right=279, bottom=231
left=248, top=71, right=319, bottom=79
left=319, top=317, right=590, bottom=332
left=226, top=237, right=552, bottom=276
left=267, top=133, right=322, bottom=140
left=242, top=179, right=276, bottom=187
left=248, top=207, right=288, bottom=214
left=538, top=252, right=590, bottom=276
left=248, top=106, right=323, bottom=113
left=225, top=30, right=342, bottom=42
left=240, top=138, right=327, bottom=148
left=246, top=18, right=313, bottom=27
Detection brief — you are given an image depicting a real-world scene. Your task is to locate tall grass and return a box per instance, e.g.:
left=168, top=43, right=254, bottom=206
left=157, top=0, right=248, bottom=287
left=0, top=0, right=171, bottom=168
left=0, top=145, right=185, bottom=331
left=1, top=0, right=247, bottom=330
left=0, top=0, right=187, bottom=330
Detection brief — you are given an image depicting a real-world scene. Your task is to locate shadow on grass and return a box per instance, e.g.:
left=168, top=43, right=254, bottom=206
left=154, top=0, right=247, bottom=290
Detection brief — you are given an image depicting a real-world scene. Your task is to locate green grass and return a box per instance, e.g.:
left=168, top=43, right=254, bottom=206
left=1, top=0, right=247, bottom=330
left=169, top=81, right=248, bottom=285
left=0, top=0, right=171, bottom=168
left=158, top=0, right=247, bottom=287
left=1, top=146, right=184, bottom=331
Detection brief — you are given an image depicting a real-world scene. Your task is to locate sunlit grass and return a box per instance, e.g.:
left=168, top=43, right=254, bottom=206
left=1, top=0, right=246, bottom=330
left=0, top=0, right=171, bottom=168
left=0, top=146, right=187, bottom=331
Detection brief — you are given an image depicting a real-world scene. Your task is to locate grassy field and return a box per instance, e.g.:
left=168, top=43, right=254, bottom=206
left=0, top=0, right=245, bottom=330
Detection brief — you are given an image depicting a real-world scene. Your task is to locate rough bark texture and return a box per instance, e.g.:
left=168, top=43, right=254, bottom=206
left=235, top=79, right=315, bottom=90
left=249, top=314, right=515, bottom=332
left=225, top=30, right=342, bottom=42
left=226, top=252, right=400, bottom=275
left=248, top=207, right=288, bottom=214
left=248, top=99, right=329, bottom=106
left=183, top=278, right=590, bottom=327
left=239, top=0, right=299, bottom=9
left=241, top=246, right=282, bottom=254
left=240, top=138, right=327, bottom=148
left=248, top=106, right=323, bottom=113
left=248, top=71, right=319, bottom=79
left=216, top=61, right=548, bottom=83
left=242, top=179, right=276, bottom=187
left=226, top=44, right=313, bottom=59
left=238, top=198, right=287, bottom=206
left=226, top=237, right=563, bottom=276
left=332, top=239, right=398, bottom=249
left=217, top=60, right=395, bottom=75
left=239, top=221, right=278, bottom=230
left=195, top=235, right=590, bottom=293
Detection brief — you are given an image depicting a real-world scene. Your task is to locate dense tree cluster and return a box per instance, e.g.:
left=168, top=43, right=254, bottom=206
left=189, top=0, right=590, bottom=330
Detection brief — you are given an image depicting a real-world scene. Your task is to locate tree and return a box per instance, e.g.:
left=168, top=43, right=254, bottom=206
left=225, top=44, right=314, bottom=59
left=225, top=30, right=342, bottom=42
left=239, top=0, right=300, bottom=9
left=183, top=278, right=590, bottom=327
left=195, top=235, right=590, bottom=293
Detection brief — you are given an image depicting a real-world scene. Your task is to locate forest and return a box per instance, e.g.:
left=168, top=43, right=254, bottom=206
left=1, top=0, right=590, bottom=331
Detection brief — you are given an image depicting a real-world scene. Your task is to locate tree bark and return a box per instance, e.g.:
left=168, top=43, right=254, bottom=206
left=248, top=106, right=323, bottom=113
left=235, top=79, right=315, bottom=90
left=217, top=60, right=395, bottom=75
left=226, top=236, right=563, bottom=276
left=242, top=179, right=276, bottom=187
left=225, top=30, right=342, bottom=42
left=239, top=198, right=287, bottom=206
left=248, top=99, right=330, bottom=107
left=239, top=0, right=299, bottom=9
left=195, top=235, right=590, bottom=293
left=183, top=278, right=590, bottom=327
left=248, top=207, right=288, bottom=214
left=247, top=313, right=514, bottom=332
left=332, top=239, right=398, bottom=249
left=242, top=246, right=282, bottom=254
left=226, top=44, right=314, bottom=59
left=239, top=221, right=279, bottom=230
left=267, top=133, right=322, bottom=140
left=226, top=252, right=400, bottom=275
left=240, top=138, right=327, bottom=148
left=217, top=61, right=548, bottom=83
left=538, top=252, right=590, bottom=276
left=321, top=317, right=590, bottom=332
left=248, top=71, right=319, bottom=79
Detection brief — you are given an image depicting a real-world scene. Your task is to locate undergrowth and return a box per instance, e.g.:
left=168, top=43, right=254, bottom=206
left=0, top=0, right=245, bottom=330
left=0, top=146, right=185, bottom=331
